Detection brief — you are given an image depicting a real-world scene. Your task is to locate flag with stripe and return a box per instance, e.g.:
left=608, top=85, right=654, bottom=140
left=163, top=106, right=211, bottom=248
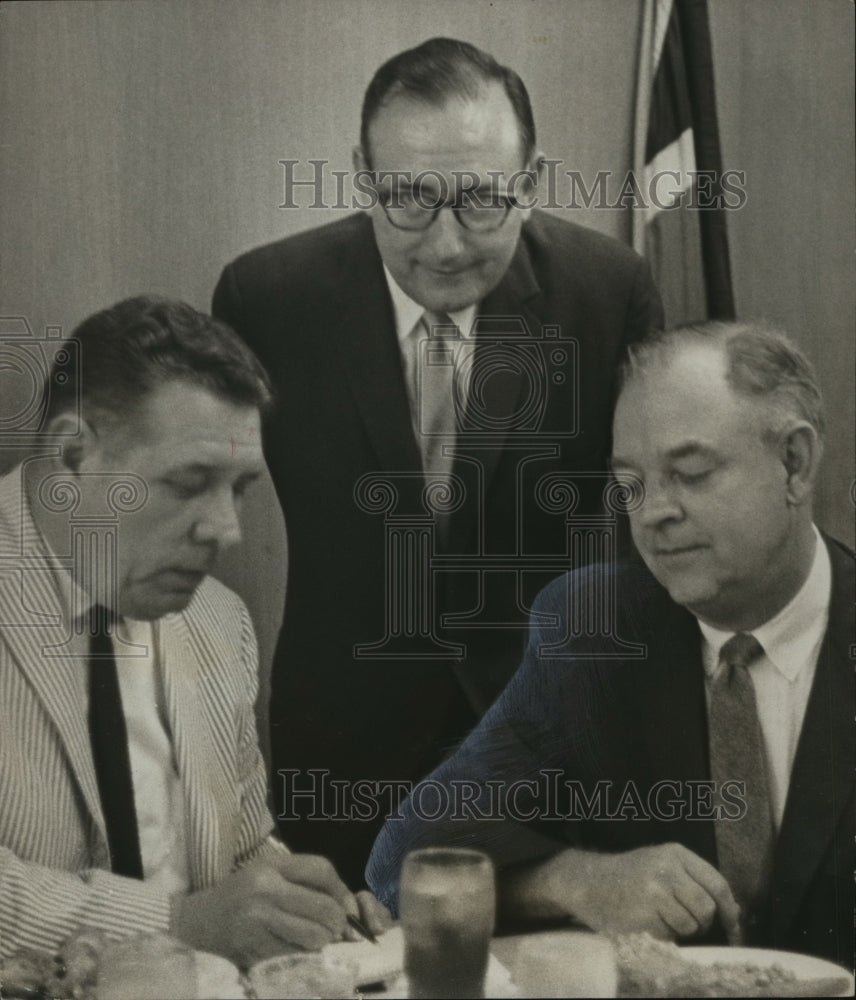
left=633, top=0, right=736, bottom=326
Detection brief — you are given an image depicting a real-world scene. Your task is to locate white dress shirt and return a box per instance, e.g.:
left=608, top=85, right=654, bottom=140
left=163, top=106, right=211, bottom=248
left=383, top=265, right=477, bottom=437
left=44, top=550, right=191, bottom=894
left=384, top=264, right=478, bottom=351
left=114, top=616, right=190, bottom=895
left=697, top=527, right=832, bottom=830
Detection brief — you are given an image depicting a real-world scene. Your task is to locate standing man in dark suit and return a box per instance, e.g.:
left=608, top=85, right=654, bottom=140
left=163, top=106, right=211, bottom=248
left=213, top=37, right=663, bottom=887
left=367, top=322, right=854, bottom=967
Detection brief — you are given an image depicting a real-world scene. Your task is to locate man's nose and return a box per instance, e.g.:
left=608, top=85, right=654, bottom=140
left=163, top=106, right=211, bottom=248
left=636, top=479, right=683, bottom=528
left=191, top=493, right=243, bottom=549
left=425, top=206, right=467, bottom=259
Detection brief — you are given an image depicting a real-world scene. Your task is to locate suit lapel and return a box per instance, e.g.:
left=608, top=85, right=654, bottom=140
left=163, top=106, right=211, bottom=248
left=631, top=590, right=718, bottom=864
left=770, top=540, right=855, bottom=939
left=329, top=221, right=423, bottom=477
left=0, top=576, right=108, bottom=843
left=158, top=612, right=233, bottom=889
left=445, top=232, right=544, bottom=553
left=461, top=235, right=543, bottom=480
left=0, top=472, right=107, bottom=846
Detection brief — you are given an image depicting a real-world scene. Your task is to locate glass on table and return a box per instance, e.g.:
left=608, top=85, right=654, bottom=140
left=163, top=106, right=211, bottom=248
left=399, top=847, right=496, bottom=999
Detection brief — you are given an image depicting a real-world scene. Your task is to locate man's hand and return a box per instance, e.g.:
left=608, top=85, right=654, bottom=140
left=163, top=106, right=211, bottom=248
left=503, top=843, right=741, bottom=944
left=350, top=889, right=393, bottom=940
left=170, top=854, right=389, bottom=967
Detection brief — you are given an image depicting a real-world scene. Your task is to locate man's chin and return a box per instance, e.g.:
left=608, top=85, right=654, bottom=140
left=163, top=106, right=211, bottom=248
left=121, top=587, right=200, bottom=621
left=405, top=267, right=503, bottom=315
left=417, top=284, right=482, bottom=315
left=648, top=568, right=717, bottom=616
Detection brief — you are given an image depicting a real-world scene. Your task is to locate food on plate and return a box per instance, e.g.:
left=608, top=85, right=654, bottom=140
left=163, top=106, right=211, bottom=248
left=248, top=951, right=356, bottom=1000
left=0, top=929, right=240, bottom=1000
left=91, top=933, right=199, bottom=1000
left=249, top=928, right=404, bottom=1000
left=2, top=926, right=408, bottom=1000
left=613, top=932, right=851, bottom=998
left=56, top=928, right=112, bottom=999
left=1, top=947, right=62, bottom=998
left=321, top=928, right=404, bottom=989
left=0, top=929, right=111, bottom=1000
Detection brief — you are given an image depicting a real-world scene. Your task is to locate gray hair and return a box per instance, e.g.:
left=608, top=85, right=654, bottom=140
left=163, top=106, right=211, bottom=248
left=618, top=321, right=826, bottom=441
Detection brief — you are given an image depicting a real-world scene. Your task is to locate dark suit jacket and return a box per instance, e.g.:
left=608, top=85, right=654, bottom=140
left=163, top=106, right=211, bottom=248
left=367, top=538, right=855, bottom=967
left=213, top=210, right=663, bottom=886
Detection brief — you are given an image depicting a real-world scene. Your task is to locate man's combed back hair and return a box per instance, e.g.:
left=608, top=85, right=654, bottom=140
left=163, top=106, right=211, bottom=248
left=360, top=37, right=536, bottom=165
left=46, top=295, right=274, bottom=424
left=619, top=321, right=826, bottom=439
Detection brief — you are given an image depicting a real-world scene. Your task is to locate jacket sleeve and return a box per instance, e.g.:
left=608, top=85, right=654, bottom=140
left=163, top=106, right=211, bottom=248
left=231, top=597, right=288, bottom=868
left=365, top=578, right=606, bottom=916
left=0, top=847, right=171, bottom=960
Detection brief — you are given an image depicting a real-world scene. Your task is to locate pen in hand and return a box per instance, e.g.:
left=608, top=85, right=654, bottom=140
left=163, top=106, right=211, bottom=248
left=346, top=912, right=379, bottom=945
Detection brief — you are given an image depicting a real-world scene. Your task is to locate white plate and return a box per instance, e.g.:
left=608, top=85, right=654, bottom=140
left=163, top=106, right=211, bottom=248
left=493, top=930, right=617, bottom=998
left=249, top=927, right=517, bottom=999
left=193, top=951, right=246, bottom=999
left=680, top=946, right=854, bottom=997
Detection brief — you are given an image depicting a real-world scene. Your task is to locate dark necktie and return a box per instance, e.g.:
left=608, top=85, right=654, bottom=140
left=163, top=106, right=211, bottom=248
left=708, top=632, right=773, bottom=932
left=87, top=605, right=144, bottom=879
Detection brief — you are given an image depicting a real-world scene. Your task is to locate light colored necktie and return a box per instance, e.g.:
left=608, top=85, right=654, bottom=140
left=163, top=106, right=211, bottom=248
left=407, top=310, right=459, bottom=480
left=708, top=632, right=774, bottom=930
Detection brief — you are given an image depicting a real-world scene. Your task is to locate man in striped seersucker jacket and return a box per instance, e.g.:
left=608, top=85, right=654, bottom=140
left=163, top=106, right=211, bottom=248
left=0, top=297, right=387, bottom=966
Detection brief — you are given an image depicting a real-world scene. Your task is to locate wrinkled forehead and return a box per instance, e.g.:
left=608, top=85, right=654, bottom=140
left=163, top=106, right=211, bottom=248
left=157, top=418, right=264, bottom=470
left=612, top=345, right=763, bottom=455
left=100, top=381, right=265, bottom=472
left=366, top=83, right=526, bottom=171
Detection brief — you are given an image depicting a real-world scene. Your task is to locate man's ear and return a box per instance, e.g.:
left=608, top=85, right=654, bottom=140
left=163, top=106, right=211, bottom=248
left=513, top=149, right=547, bottom=220
left=352, top=145, right=369, bottom=174
left=779, top=421, right=822, bottom=506
left=46, top=414, right=99, bottom=473
left=530, top=149, right=548, bottom=186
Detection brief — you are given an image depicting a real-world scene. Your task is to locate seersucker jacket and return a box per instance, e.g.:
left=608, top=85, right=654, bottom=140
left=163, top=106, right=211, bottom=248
left=0, top=466, right=284, bottom=958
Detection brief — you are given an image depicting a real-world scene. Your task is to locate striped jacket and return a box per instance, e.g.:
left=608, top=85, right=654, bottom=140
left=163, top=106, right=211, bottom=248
left=0, top=468, right=282, bottom=958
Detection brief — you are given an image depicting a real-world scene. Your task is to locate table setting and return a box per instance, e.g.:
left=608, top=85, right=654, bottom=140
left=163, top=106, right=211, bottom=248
left=2, top=848, right=852, bottom=999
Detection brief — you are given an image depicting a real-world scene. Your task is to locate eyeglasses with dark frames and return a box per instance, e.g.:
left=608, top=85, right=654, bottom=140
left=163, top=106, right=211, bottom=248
left=366, top=173, right=528, bottom=232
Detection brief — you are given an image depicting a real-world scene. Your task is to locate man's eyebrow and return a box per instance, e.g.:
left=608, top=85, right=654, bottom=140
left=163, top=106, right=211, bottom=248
left=162, top=462, right=215, bottom=476
left=664, top=442, right=720, bottom=462
left=609, top=443, right=720, bottom=471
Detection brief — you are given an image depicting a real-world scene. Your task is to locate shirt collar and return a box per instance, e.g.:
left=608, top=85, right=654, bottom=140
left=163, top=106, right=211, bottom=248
left=383, top=265, right=478, bottom=344
left=697, top=526, right=831, bottom=682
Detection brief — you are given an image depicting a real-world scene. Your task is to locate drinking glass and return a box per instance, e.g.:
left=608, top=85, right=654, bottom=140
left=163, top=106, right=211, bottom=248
left=399, top=847, right=496, bottom=1000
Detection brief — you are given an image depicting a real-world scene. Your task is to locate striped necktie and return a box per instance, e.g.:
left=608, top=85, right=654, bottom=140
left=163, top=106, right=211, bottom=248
left=708, top=632, right=773, bottom=936
left=409, top=310, right=459, bottom=480
left=87, top=605, right=144, bottom=879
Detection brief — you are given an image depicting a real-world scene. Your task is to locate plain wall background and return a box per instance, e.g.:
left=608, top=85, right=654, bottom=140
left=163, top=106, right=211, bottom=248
left=2, top=0, right=853, bottom=719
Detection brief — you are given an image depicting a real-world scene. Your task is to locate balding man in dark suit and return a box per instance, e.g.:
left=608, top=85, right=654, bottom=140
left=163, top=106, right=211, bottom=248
left=368, top=322, right=854, bottom=969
